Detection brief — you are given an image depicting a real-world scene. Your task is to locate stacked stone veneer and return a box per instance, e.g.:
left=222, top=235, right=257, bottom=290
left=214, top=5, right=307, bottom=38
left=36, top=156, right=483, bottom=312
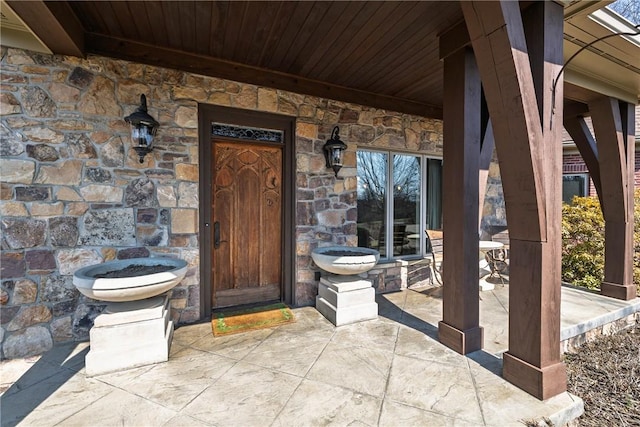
left=480, top=158, right=507, bottom=235
left=0, top=47, right=444, bottom=359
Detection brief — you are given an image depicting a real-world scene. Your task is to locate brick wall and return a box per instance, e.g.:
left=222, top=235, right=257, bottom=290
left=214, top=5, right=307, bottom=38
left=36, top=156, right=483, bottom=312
left=562, top=150, right=640, bottom=197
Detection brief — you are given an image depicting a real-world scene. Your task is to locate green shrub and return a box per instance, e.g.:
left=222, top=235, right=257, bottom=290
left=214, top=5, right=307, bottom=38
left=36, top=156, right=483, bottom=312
left=561, top=189, right=640, bottom=293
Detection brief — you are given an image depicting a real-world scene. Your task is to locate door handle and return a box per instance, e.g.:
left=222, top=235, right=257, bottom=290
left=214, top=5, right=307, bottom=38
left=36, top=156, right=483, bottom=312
left=213, top=221, right=228, bottom=249
left=214, top=221, right=221, bottom=249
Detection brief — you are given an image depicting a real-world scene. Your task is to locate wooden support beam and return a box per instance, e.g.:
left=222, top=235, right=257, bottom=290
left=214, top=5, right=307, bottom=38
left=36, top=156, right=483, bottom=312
left=563, top=115, right=603, bottom=204
left=85, top=33, right=442, bottom=119
left=439, top=20, right=471, bottom=61
left=563, top=99, right=589, bottom=119
left=589, top=97, right=636, bottom=300
left=439, top=2, right=537, bottom=61
left=6, top=1, right=84, bottom=57
left=461, top=1, right=547, bottom=243
left=462, top=0, right=566, bottom=400
left=438, top=47, right=483, bottom=355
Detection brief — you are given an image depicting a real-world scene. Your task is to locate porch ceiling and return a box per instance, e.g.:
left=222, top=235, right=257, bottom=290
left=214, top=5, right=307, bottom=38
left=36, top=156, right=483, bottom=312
left=3, top=1, right=639, bottom=119
left=6, top=0, right=466, bottom=118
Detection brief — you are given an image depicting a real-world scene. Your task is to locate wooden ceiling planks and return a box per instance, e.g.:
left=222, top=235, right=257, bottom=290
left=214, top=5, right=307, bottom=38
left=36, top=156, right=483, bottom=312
left=234, top=2, right=279, bottom=66
left=194, top=1, right=213, bottom=56
left=122, top=2, right=154, bottom=46
left=178, top=1, right=197, bottom=54
left=315, top=1, right=403, bottom=82
left=208, top=1, right=229, bottom=58
left=296, top=1, right=369, bottom=77
left=264, top=1, right=316, bottom=71
left=352, top=12, right=435, bottom=90
left=255, top=2, right=297, bottom=67
left=221, top=1, right=249, bottom=60
left=332, top=2, right=421, bottom=86
left=56, top=0, right=465, bottom=117
left=106, top=2, right=138, bottom=41
left=143, top=2, right=169, bottom=47
left=160, top=2, right=185, bottom=51
left=281, top=1, right=343, bottom=76
left=68, top=2, right=106, bottom=35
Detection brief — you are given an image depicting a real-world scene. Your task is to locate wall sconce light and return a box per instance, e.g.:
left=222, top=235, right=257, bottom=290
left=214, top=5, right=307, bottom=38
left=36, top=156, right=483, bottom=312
left=124, top=94, right=159, bottom=164
left=323, top=126, right=348, bottom=177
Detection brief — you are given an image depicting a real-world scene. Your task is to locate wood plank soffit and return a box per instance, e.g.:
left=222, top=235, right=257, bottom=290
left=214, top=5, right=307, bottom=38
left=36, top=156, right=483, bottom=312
left=6, top=0, right=84, bottom=57
left=85, top=33, right=443, bottom=119
left=461, top=0, right=547, bottom=242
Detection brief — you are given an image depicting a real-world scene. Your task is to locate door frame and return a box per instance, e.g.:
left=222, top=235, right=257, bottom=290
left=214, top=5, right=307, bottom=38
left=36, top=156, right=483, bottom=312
left=198, top=104, right=296, bottom=318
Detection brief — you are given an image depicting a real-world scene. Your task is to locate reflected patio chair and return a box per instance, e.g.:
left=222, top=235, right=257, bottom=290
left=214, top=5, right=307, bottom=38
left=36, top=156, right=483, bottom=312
left=425, top=229, right=443, bottom=285
left=378, top=224, right=409, bottom=256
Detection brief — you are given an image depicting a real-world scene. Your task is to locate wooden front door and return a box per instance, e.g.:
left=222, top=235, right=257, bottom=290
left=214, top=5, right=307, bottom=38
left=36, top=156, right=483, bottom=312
left=211, top=140, right=282, bottom=308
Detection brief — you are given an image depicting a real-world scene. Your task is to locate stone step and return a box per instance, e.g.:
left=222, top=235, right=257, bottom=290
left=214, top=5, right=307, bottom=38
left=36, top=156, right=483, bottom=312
left=316, top=296, right=378, bottom=326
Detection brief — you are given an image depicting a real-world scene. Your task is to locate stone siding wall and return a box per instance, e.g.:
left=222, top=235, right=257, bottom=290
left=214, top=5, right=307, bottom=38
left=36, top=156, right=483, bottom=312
left=0, top=47, right=443, bottom=358
left=480, top=157, right=507, bottom=235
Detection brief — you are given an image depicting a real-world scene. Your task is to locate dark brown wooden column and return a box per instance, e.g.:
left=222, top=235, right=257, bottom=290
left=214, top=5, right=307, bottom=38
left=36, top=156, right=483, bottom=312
left=438, top=47, right=483, bottom=355
left=589, top=97, right=637, bottom=301
left=462, top=1, right=566, bottom=400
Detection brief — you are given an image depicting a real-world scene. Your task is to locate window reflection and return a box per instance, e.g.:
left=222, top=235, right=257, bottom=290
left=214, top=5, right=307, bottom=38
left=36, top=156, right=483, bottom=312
left=356, top=151, right=387, bottom=258
left=393, top=154, right=420, bottom=256
left=357, top=150, right=442, bottom=260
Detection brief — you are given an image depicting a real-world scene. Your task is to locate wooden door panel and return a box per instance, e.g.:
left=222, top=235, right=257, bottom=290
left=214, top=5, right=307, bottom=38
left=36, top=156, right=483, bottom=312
left=212, top=141, right=282, bottom=308
left=214, top=188, right=233, bottom=292
left=235, top=166, right=260, bottom=287
left=262, top=188, right=281, bottom=285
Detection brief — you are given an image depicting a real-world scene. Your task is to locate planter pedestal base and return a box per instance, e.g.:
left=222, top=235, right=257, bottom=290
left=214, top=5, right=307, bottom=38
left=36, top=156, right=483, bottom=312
left=85, top=294, right=173, bottom=377
left=316, top=276, right=378, bottom=326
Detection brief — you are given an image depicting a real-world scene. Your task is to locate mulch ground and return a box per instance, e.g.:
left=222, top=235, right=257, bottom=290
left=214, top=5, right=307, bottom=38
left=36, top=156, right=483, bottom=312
left=564, top=324, right=640, bottom=426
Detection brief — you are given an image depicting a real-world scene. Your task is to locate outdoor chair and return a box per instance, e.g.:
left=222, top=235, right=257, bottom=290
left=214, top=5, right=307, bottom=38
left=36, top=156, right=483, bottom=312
left=484, top=249, right=508, bottom=285
left=425, top=229, right=443, bottom=285
left=485, top=230, right=510, bottom=285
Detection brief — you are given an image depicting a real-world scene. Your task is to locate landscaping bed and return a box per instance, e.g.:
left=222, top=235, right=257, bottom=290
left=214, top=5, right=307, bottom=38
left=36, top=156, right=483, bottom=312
left=565, top=324, right=640, bottom=426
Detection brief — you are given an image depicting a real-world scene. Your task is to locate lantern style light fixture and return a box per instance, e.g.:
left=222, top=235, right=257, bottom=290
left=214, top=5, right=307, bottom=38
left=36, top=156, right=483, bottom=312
left=323, top=126, right=348, bottom=177
left=124, top=94, right=159, bottom=164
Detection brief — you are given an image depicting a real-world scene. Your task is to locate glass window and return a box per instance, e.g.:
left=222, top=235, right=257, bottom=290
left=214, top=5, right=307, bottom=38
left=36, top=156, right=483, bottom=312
left=562, top=174, right=588, bottom=204
left=356, top=151, right=387, bottom=257
left=357, top=150, right=442, bottom=259
left=393, top=154, right=421, bottom=257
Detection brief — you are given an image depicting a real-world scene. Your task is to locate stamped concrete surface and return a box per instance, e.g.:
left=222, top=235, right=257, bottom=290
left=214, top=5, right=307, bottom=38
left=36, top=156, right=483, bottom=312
left=3, top=283, right=630, bottom=427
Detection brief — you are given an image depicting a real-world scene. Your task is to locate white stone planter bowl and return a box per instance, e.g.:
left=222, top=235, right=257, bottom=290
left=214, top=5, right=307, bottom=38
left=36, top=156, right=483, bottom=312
left=73, top=257, right=188, bottom=302
left=311, top=246, right=380, bottom=275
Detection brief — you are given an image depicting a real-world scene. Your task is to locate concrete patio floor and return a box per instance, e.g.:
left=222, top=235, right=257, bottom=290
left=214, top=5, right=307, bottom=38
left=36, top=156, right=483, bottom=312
left=2, top=282, right=638, bottom=427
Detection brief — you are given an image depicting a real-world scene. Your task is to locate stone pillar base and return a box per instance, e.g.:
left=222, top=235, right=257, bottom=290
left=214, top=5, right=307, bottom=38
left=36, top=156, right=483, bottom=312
left=315, top=276, right=378, bottom=326
left=503, top=352, right=567, bottom=400
left=85, top=294, right=173, bottom=377
left=601, top=281, right=637, bottom=301
left=438, top=321, right=483, bottom=354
